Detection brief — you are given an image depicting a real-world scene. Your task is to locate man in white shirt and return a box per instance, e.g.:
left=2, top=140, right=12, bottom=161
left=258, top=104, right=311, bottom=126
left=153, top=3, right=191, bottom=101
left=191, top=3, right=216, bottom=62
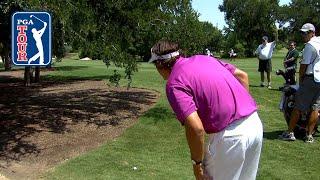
left=255, top=36, right=276, bottom=89
left=280, top=23, right=320, bottom=143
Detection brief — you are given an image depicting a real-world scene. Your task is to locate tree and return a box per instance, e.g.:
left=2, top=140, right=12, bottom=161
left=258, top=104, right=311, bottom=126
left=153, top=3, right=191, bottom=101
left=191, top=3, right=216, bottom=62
left=0, top=1, right=25, bottom=71
left=278, top=0, right=320, bottom=45
left=1, top=0, right=224, bottom=87
left=219, top=0, right=279, bottom=56
left=201, top=21, right=224, bottom=53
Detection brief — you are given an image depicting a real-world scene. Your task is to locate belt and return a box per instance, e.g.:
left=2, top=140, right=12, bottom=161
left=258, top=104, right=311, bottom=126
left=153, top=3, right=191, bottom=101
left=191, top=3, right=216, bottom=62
left=305, top=74, right=313, bottom=77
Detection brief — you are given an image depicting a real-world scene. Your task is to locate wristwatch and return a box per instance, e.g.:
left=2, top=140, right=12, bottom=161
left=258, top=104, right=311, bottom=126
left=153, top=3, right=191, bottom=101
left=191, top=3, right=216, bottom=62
left=191, top=159, right=202, bottom=165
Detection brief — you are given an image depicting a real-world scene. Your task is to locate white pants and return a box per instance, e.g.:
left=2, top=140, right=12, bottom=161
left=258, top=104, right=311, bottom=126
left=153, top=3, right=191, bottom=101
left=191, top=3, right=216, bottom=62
left=203, top=112, right=263, bottom=180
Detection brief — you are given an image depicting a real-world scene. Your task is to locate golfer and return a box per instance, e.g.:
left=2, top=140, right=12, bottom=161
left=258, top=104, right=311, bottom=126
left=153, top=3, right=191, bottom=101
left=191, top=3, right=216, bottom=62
left=149, top=40, right=263, bottom=180
left=28, top=20, right=47, bottom=65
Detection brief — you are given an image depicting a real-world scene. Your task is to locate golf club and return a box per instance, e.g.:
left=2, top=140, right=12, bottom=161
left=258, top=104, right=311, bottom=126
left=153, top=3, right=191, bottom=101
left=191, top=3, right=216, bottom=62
left=30, top=15, right=46, bottom=24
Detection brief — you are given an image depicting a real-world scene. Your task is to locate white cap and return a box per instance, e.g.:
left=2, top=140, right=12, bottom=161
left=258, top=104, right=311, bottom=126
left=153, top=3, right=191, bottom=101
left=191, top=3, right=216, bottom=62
left=300, top=23, right=315, bottom=32
left=148, top=49, right=180, bottom=63
left=262, top=36, right=268, bottom=41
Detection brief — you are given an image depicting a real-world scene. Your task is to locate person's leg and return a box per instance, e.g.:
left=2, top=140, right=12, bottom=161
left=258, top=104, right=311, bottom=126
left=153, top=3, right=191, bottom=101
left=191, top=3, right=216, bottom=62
left=267, top=71, right=271, bottom=88
left=204, top=112, right=262, bottom=180
left=305, top=95, right=320, bottom=142
left=307, top=110, right=318, bottom=136
left=204, top=129, right=245, bottom=180
left=258, top=60, right=265, bottom=86
left=267, top=60, right=272, bottom=88
left=239, top=112, right=263, bottom=180
left=288, top=108, right=301, bottom=132
left=280, top=77, right=315, bottom=141
left=279, top=108, right=300, bottom=141
left=260, top=72, right=264, bottom=84
left=28, top=53, right=40, bottom=63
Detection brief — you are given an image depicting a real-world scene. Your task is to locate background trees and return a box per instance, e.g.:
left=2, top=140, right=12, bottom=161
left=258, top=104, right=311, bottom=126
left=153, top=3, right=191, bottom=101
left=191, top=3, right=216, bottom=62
left=219, top=0, right=279, bottom=57
left=219, top=0, right=320, bottom=56
left=0, top=1, right=25, bottom=71
left=0, top=0, right=224, bottom=86
left=1, top=0, right=319, bottom=78
left=277, top=0, right=320, bottom=45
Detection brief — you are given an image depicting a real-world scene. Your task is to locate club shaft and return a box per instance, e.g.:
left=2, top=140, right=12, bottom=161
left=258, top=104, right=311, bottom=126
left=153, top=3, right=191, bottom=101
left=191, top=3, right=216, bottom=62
left=32, top=15, right=45, bottom=24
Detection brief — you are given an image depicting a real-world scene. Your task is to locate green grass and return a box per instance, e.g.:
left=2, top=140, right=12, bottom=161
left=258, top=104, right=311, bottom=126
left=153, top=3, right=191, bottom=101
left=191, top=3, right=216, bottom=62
left=2, top=51, right=320, bottom=179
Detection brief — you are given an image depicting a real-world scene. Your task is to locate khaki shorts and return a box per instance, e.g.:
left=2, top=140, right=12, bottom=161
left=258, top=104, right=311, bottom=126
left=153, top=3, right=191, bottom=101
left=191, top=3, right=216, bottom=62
left=295, top=76, right=320, bottom=111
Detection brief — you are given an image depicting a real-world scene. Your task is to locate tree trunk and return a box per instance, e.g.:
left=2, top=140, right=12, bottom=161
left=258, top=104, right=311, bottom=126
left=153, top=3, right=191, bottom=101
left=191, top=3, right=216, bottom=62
left=35, top=67, right=40, bottom=83
left=24, top=67, right=34, bottom=87
left=3, top=54, right=11, bottom=71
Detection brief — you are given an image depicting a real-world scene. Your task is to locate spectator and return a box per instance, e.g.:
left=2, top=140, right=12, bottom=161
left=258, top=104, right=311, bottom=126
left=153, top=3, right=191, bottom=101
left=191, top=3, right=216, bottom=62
left=279, top=23, right=320, bottom=143
left=255, top=36, right=276, bottom=89
left=149, top=40, right=263, bottom=179
left=276, top=41, right=299, bottom=85
left=205, top=48, right=213, bottom=57
left=229, top=48, right=237, bottom=61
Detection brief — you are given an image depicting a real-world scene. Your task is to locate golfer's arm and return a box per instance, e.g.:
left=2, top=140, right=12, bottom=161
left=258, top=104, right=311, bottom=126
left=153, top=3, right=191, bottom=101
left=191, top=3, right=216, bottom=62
left=39, top=25, right=46, bottom=36
left=299, top=64, right=307, bottom=84
left=185, top=111, right=205, bottom=163
left=234, top=68, right=249, bottom=91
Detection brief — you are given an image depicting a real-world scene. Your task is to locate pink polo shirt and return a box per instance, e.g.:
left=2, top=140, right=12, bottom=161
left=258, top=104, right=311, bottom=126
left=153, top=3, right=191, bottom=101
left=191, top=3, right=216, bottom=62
left=166, top=55, right=257, bottom=133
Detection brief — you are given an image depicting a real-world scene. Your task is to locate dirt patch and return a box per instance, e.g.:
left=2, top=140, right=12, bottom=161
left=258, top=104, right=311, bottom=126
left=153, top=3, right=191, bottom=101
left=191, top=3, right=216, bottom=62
left=0, top=71, right=160, bottom=179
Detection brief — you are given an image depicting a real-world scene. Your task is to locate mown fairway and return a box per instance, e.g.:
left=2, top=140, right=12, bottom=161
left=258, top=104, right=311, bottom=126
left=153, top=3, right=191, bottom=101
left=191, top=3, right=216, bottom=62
left=35, top=50, right=320, bottom=180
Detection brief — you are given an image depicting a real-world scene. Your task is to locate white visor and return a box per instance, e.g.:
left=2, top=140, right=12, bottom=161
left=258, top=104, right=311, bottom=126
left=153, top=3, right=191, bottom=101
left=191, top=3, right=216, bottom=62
left=148, top=49, right=180, bottom=63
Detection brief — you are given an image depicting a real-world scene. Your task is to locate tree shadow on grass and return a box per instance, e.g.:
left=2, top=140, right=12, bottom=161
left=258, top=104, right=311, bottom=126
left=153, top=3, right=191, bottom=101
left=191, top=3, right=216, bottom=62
left=249, top=84, right=262, bottom=88
left=0, top=75, right=21, bottom=83
left=263, top=130, right=284, bottom=140
left=249, top=84, right=281, bottom=92
left=51, top=66, right=89, bottom=72
left=268, top=87, right=281, bottom=92
left=0, top=80, right=158, bottom=162
left=0, top=66, right=106, bottom=84
left=0, top=68, right=25, bottom=72
left=143, top=106, right=174, bottom=124
left=41, top=74, right=111, bottom=83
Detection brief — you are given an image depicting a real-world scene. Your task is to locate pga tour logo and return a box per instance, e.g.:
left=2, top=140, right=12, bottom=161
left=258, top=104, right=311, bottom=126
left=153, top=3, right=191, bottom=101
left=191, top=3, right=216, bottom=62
left=12, top=12, right=51, bottom=66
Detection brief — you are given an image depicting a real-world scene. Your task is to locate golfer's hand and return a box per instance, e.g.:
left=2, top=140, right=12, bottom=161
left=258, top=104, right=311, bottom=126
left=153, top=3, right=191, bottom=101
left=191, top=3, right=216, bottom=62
left=193, top=164, right=209, bottom=180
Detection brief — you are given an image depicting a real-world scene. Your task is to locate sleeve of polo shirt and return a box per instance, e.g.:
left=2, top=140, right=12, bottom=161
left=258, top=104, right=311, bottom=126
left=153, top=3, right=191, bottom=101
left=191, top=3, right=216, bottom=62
left=301, top=44, right=316, bottom=65
left=166, top=84, right=197, bottom=125
left=255, top=46, right=260, bottom=54
left=218, top=60, right=236, bottom=74
left=293, top=50, right=299, bottom=59
left=271, top=41, right=276, bottom=49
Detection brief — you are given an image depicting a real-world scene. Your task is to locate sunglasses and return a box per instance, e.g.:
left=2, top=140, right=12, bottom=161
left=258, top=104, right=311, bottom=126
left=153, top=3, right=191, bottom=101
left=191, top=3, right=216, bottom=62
left=300, top=31, right=310, bottom=36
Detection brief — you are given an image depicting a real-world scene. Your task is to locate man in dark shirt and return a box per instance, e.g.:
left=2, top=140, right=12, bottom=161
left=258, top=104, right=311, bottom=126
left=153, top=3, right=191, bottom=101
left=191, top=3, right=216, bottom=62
left=277, top=41, right=299, bottom=84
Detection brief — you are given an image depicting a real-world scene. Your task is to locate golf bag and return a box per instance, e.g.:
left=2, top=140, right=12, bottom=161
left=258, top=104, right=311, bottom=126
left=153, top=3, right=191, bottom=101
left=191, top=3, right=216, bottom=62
left=276, top=67, right=296, bottom=85
left=278, top=78, right=319, bottom=137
